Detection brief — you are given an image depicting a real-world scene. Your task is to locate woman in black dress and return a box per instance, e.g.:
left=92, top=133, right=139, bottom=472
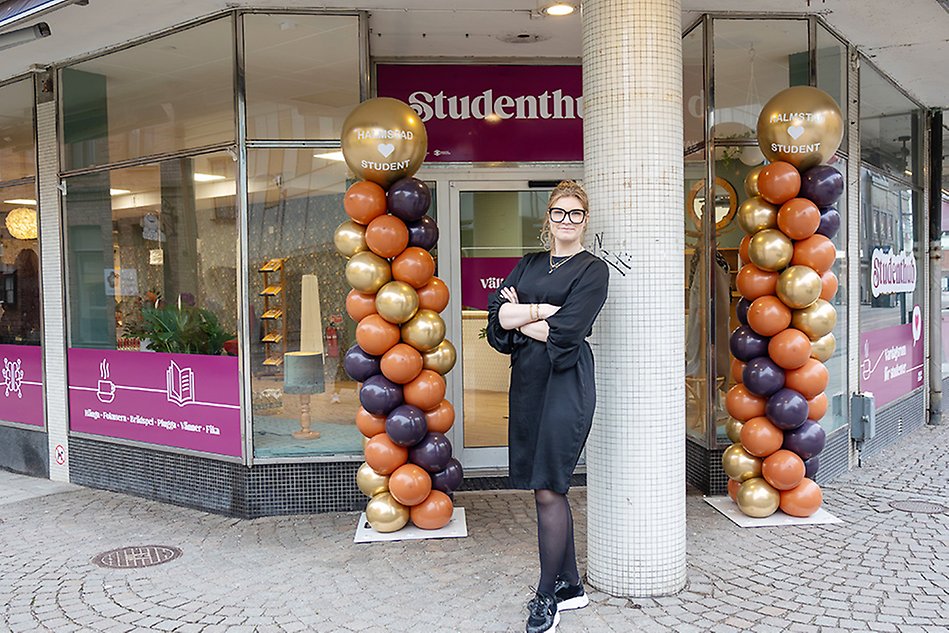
left=486, top=181, right=609, bottom=633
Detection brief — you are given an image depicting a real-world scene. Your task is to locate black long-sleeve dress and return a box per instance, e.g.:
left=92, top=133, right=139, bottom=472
left=486, top=250, right=609, bottom=494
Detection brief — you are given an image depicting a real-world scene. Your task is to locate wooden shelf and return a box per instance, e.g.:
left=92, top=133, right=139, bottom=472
left=262, top=332, right=283, bottom=343
left=260, top=285, right=283, bottom=297
left=263, top=356, right=284, bottom=366
left=259, top=258, right=284, bottom=272
left=259, top=258, right=288, bottom=369
left=261, top=308, right=283, bottom=319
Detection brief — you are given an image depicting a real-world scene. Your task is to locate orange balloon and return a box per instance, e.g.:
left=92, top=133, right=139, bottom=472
left=364, top=433, right=408, bottom=475
left=403, top=369, right=446, bottom=411
left=392, top=247, right=436, bottom=289
left=725, top=384, right=767, bottom=422
left=740, top=416, right=784, bottom=458
left=365, top=214, right=409, bottom=258
left=784, top=358, right=829, bottom=400
left=388, top=464, right=433, bottom=506
left=731, top=358, right=746, bottom=384
left=736, top=264, right=778, bottom=301
left=791, top=235, right=836, bottom=274
left=762, top=449, right=806, bottom=491
left=768, top=328, right=811, bottom=370
left=425, top=399, right=455, bottom=433
left=820, top=271, right=838, bottom=301
left=344, top=181, right=387, bottom=225
left=410, top=490, right=454, bottom=530
left=807, top=393, right=828, bottom=420
left=780, top=478, right=823, bottom=517
left=727, top=478, right=742, bottom=502
left=738, top=234, right=751, bottom=266
left=355, top=407, right=387, bottom=438
left=757, top=161, right=801, bottom=205
left=356, top=314, right=401, bottom=356
left=417, top=277, right=450, bottom=312
left=777, top=198, right=820, bottom=240
left=380, top=343, right=424, bottom=385
left=747, top=296, right=792, bottom=337
left=346, top=289, right=378, bottom=322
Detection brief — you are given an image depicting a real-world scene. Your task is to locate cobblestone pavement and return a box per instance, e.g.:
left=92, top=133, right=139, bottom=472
left=1, top=423, right=948, bottom=633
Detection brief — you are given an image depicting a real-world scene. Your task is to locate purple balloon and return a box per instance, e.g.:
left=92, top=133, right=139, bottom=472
left=388, top=178, right=432, bottom=222
left=800, top=165, right=843, bottom=207
left=385, top=405, right=428, bottom=447
left=343, top=344, right=380, bottom=382
left=743, top=357, right=786, bottom=397
left=766, top=388, right=809, bottom=431
left=431, top=458, right=464, bottom=494
left=736, top=298, right=751, bottom=327
left=359, top=375, right=403, bottom=416
left=803, top=455, right=820, bottom=479
left=406, top=215, right=439, bottom=251
left=782, top=419, right=827, bottom=460
left=729, top=326, right=770, bottom=362
left=409, top=432, right=453, bottom=473
left=816, top=208, right=840, bottom=240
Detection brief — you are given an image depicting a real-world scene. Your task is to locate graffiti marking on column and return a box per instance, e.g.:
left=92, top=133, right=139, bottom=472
left=591, top=232, right=632, bottom=276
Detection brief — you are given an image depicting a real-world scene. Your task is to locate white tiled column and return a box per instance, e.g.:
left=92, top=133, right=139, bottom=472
left=582, top=0, right=686, bottom=596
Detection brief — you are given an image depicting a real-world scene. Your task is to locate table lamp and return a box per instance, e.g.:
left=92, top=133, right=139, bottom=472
left=283, top=351, right=325, bottom=440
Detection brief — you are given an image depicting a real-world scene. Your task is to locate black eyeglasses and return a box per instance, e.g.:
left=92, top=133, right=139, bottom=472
left=548, top=207, right=588, bottom=224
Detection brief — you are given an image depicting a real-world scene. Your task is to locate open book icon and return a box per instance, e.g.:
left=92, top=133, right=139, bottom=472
left=166, top=360, right=195, bottom=407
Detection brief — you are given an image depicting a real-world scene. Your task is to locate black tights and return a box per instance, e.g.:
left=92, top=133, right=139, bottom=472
left=534, top=489, right=580, bottom=597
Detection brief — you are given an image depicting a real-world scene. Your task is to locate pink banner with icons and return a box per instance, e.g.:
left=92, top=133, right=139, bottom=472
left=461, top=257, right=521, bottom=310
left=859, top=320, right=924, bottom=409
left=376, top=64, right=583, bottom=163
left=67, top=348, right=241, bottom=457
left=0, top=344, right=43, bottom=427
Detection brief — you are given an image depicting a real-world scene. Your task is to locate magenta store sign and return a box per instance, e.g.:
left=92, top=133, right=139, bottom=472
left=68, top=349, right=241, bottom=457
left=860, top=318, right=924, bottom=408
left=461, top=257, right=521, bottom=311
left=0, top=344, right=43, bottom=427
left=376, top=64, right=582, bottom=163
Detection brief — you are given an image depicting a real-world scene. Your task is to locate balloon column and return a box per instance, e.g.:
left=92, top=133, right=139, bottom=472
left=336, top=97, right=462, bottom=533
left=724, top=86, right=843, bottom=519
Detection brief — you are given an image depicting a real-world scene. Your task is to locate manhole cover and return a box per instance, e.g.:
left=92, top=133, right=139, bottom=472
left=92, top=546, right=182, bottom=569
left=889, top=500, right=948, bottom=514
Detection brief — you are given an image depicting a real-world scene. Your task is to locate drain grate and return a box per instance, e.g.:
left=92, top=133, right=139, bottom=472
left=889, top=500, right=948, bottom=514
left=92, top=546, right=183, bottom=569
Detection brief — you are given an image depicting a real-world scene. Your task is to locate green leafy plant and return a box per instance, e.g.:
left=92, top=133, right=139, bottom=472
left=125, top=303, right=235, bottom=355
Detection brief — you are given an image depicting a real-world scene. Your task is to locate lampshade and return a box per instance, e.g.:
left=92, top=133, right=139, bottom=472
left=5, top=207, right=37, bottom=240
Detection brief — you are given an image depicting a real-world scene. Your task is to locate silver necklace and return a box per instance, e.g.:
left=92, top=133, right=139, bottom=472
left=548, top=249, right=583, bottom=274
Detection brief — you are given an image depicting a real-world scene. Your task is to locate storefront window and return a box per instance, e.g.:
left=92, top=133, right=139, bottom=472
left=0, top=79, right=35, bottom=183
left=683, top=22, right=704, bottom=150
left=859, top=63, right=921, bottom=184
left=822, top=156, right=849, bottom=433
left=61, top=17, right=235, bottom=171
left=816, top=24, right=848, bottom=147
left=243, top=14, right=360, bottom=141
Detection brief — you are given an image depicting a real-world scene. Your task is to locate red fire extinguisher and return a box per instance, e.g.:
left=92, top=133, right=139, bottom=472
left=325, top=325, right=339, bottom=358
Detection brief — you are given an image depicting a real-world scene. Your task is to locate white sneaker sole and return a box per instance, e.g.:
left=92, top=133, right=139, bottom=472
left=557, top=594, right=589, bottom=611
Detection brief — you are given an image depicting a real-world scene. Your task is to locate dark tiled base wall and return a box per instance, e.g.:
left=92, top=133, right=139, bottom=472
left=0, top=425, right=48, bottom=477
left=860, top=390, right=925, bottom=458
left=815, top=426, right=850, bottom=485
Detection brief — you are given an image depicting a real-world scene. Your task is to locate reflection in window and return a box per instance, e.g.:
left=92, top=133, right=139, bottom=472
left=860, top=63, right=921, bottom=182
left=0, top=184, right=40, bottom=345
left=64, top=153, right=238, bottom=354
left=0, top=79, right=35, bottom=183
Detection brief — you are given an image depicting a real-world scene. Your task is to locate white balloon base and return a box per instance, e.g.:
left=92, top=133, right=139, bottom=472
left=354, top=507, right=468, bottom=543
left=705, top=496, right=842, bottom=528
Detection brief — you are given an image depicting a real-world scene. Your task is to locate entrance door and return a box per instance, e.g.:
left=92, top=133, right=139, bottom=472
left=446, top=180, right=553, bottom=470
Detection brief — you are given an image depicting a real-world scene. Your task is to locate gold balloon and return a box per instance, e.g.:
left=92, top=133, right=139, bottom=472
left=356, top=462, right=389, bottom=498
left=737, top=197, right=778, bottom=234
left=757, top=86, right=844, bottom=171
left=725, top=417, right=744, bottom=444
left=792, top=299, right=837, bottom=341
left=744, top=164, right=765, bottom=197
left=365, top=492, right=409, bottom=533
left=401, top=309, right=446, bottom=353
left=748, top=229, right=793, bottom=272
left=810, top=332, right=836, bottom=362
left=776, top=265, right=821, bottom=309
left=375, top=281, right=419, bottom=325
left=334, top=220, right=368, bottom=258
left=362, top=435, right=371, bottom=449
left=722, top=443, right=762, bottom=482
left=736, top=477, right=780, bottom=518
left=423, top=339, right=457, bottom=375
left=346, top=251, right=391, bottom=293
left=341, top=97, right=428, bottom=188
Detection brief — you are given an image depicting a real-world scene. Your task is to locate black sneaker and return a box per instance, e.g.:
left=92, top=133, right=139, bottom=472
left=526, top=591, right=560, bottom=633
left=553, top=577, right=589, bottom=611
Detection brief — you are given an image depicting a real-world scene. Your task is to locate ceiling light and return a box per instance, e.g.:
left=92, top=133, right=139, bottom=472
left=5, top=207, right=37, bottom=240
left=110, top=188, right=131, bottom=196
left=542, top=3, right=576, bottom=16
left=313, top=151, right=346, bottom=162
left=193, top=173, right=226, bottom=182
left=3, top=198, right=36, bottom=206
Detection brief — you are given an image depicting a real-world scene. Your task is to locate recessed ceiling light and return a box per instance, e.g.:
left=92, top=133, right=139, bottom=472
left=110, top=189, right=131, bottom=196
left=193, top=173, right=226, bottom=182
left=3, top=198, right=36, bottom=206
left=543, top=3, right=576, bottom=16
left=313, top=151, right=346, bottom=162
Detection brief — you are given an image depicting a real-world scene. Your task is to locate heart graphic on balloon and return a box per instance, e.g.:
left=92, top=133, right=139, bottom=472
left=377, top=143, right=395, bottom=158
left=787, top=124, right=805, bottom=140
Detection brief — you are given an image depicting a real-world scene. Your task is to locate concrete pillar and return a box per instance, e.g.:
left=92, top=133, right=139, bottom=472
left=582, top=0, right=687, bottom=596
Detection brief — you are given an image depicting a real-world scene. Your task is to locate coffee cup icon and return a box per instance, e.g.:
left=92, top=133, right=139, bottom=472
left=97, top=379, right=116, bottom=403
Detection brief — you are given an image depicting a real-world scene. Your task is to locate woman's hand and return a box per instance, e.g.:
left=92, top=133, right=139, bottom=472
left=500, top=287, right=519, bottom=304
left=537, top=304, right=560, bottom=319
left=519, top=320, right=549, bottom=342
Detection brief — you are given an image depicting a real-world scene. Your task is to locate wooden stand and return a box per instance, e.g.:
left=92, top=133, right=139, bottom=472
left=259, top=258, right=287, bottom=367
left=291, top=393, right=321, bottom=440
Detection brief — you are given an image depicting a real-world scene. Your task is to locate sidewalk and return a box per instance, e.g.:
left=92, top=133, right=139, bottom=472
left=1, top=423, right=948, bottom=633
